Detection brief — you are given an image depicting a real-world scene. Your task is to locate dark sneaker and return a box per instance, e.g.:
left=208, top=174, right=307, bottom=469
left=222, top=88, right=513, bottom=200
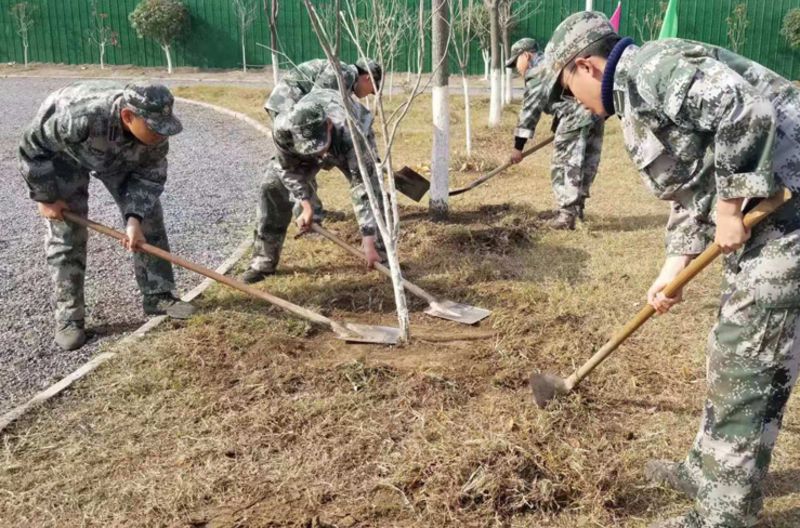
left=546, top=208, right=577, bottom=230
left=645, top=459, right=698, bottom=499
left=241, top=268, right=274, bottom=284
left=143, top=293, right=196, bottom=319
left=55, top=320, right=87, bottom=351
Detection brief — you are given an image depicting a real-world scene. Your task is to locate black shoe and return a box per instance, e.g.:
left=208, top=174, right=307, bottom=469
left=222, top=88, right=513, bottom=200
left=241, top=268, right=274, bottom=284
left=55, top=320, right=87, bottom=351
left=143, top=293, right=196, bottom=319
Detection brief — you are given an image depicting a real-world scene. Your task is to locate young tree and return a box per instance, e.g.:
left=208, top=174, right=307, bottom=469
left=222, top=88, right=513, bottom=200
left=233, top=0, right=259, bottom=73
left=451, top=0, right=478, bottom=157
left=87, top=0, right=119, bottom=69
left=499, top=0, right=537, bottom=104
left=9, top=2, right=36, bottom=67
left=470, top=3, right=491, bottom=80
left=431, top=0, right=450, bottom=220
left=726, top=2, right=749, bottom=53
left=264, top=0, right=281, bottom=84
left=302, top=0, right=439, bottom=341
left=484, top=0, right=501, bottom=127
left=129, top=0, right=189, bottom=74
left=782, top=8, right=800, bottom=50
left=633, top=1, right=667, bottom=43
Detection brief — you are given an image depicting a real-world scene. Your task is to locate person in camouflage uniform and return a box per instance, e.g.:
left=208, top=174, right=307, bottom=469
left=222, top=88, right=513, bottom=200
left=18, top=81, right=196, bottom=351
left=241, top=88, right=385, bottom=283
left=264, top=57, right=382, bottom=120
left=544, top=11, right=800, bottom=528
left=507, top=37, right=604, bottom=230
left=263, top=57, right=383, bottom=226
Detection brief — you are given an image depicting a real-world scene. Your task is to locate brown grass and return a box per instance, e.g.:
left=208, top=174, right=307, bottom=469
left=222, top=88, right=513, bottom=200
left=2, top=86, right=799, bottom=528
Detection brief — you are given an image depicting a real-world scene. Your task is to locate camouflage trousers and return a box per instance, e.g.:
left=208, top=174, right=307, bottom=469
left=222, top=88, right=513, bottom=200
left=673, top=231, right=800, bottom=527
left=250, top=160, right=324, bottom=273
left=45, top=166, right=175, bottom=323
left=550, top=116, right=604, bottom=210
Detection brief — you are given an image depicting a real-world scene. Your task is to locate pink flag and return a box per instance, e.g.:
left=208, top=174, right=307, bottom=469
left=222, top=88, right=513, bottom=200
left=610, top=1, right=622, bottom=32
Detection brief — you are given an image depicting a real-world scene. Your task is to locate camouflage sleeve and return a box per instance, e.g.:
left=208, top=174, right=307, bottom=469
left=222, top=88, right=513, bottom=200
left=665, top=201, right=714, bottom=256
left=515, top=71, right=547, bottom=139
left=642, top=56, right=779, bottom=201
left=122, top=141, right=169, bottom=220
left=17, top=97, right=89, bottom=203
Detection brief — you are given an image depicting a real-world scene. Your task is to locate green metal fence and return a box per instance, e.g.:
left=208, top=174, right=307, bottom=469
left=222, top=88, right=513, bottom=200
left=1, top=0, right=799, bottom=79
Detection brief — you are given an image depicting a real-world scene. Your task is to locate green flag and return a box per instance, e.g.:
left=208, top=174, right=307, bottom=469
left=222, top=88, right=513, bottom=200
left=658, top=0, right=679, bottom=39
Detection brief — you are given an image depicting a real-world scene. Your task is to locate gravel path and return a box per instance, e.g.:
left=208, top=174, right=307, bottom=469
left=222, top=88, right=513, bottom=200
left=0, top=77, right=271, bottom=415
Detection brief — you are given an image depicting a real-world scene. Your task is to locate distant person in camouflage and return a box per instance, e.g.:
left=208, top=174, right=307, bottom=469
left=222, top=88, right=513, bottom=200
left=545, top=11, right=800, bottom=528
left=241, top=88, right=385, bottom=283
left=18, top=81, right=196, bottom=351
left=507, top=37, right=604, bottom=230
left=264, top=57, right=382, bottom=120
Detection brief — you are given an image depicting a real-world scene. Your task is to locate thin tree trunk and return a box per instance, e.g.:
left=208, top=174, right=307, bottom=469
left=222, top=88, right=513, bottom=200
left=23, top=41, right=29, bottom=67
left=499, top=47, right=506, bottom=107
left=271, top=53, right=279, bottom=84
left=100, top=43, right=105, bottom=69
left=505, top=67, right=513, bottom=103
left=241, top=30, right=247, bottom=73
left=269, top=0, right=280, bottom=84
left=482, top=49, right=489, bottom=80
left=488, top=3, right=501, bottom=127
left=162, top=44, right=173, bottom=74
left=462, top=72, right=472, bottom=157
left=430, top=0, right=449, bottom=220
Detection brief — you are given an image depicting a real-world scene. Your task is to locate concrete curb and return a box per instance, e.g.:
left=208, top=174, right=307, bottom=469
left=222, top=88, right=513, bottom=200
left=0, top=95, right=270, bottom=434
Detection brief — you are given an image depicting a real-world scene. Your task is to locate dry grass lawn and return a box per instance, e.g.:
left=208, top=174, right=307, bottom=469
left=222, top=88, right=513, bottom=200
left=2, top=85, right=799, bottom=528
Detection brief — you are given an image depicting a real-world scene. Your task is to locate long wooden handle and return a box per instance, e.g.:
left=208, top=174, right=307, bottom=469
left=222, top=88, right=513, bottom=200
left=310, top=223, right=438, bottom=304
left=565, top=188, right=793, bottom=389
left=62, top=211, right=337, bottom=328
left=449, top=135, right=555, bottom=196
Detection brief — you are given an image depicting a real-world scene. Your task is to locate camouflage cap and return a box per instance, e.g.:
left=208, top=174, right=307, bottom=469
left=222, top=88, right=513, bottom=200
left=355, top=57, right=382, bottom=88
left=272, top=98, right=331, bottom=156
left=505, top=38, right=539, bottom=68
left=122, top=82, right=182, bottom=136
left=543, top=11, right=615, bottom=101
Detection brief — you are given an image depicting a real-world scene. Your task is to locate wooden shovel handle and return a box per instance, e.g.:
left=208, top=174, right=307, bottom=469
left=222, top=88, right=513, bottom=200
left=62, top=211, right=336, bottom=328
left=449, top=135, right=555, bottom=196
left=565, top=188, right=793, bottom=389
left=310, top=223, right=437, bottom=304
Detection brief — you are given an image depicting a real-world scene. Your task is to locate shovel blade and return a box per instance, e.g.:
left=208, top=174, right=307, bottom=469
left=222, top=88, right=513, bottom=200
left=424, top=300, right=492, bottom=325
left=395, top=166, right=430, bottom=202
left=336, top=323, right=402, bottom=345
left=529, top=373, right=571, bottom=408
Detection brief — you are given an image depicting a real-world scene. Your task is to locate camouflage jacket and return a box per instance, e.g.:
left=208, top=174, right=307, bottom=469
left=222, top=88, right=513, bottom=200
left=275, top=88, right=380, bottom=237
left=264, top=59, right=359, bottom=117
left=612, top=39, right=800, bottom=255
left=515, top=54, right=595, bottom=139
left=18, top=80, right=169, bottom=220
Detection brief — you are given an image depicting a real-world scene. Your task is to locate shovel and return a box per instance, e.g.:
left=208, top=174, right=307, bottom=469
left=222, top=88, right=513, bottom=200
left=62, top=211, right=401, bottom=345
left=394, top=135, right=555, bottom=202
left=530, top=188, right=794, bottom=408
left=309, top=223, right=492, bottom=325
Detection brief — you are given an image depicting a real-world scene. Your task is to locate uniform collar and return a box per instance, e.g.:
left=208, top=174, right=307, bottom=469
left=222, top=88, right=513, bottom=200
left=601, top=37, right=634, bottom=116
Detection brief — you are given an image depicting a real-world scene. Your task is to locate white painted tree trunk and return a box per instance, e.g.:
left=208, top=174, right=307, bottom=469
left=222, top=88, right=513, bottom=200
left=23, top=42, right=29, bottom=66
left=462, top=74, right=472, bottom=157
left=499, top=47, right=505, bottom=107
left=431, top=85, right=450, bottom=219
left=482, top=49, right=490, bottom=81
left=271, top=52, right=280, bottom=85
left=504, top=68, right=513, bottom=103
left=99, top=42, right=105, bottom=69
left=162, top=44, right=173, bottom=74
left=389, top=68, right=395, bottom=99
left=241, top=32, right=247, bottom=73
left=489, top=68, right=502, bottom=127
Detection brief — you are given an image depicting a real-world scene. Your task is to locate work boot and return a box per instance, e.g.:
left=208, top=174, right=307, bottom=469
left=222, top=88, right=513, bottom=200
left=644, top=459, right=698, bottom=499
left=55, top=320, right=87, bottom=351
left=241, top=267, right=275, bottom=284
left=143, top=293, right=196, bottom=319
left=546, top=208, right=577, bottom=230
left=648, top=512, right=701, bottom=528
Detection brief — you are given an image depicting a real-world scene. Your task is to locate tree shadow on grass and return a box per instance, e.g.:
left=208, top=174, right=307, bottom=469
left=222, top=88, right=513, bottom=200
left=589, top=213, right=668, bottom=233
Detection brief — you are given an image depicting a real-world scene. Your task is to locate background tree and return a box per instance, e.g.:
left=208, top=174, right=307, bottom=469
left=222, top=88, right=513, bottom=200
left=451, top=0, right=477, bottom=157
left=264, top=0, right=280, bottom=84
left=498, top=0, right=537, bottom=105
left=129, top=0, right=189, bottom=74
left=470, top=3, right=491, bottom=81
left=484, top=0, right=501, bottom=127
left=430, top=0, right=450, bottom=221
left=633, top=1, right=667, bottom=43
left=726, top=2, right=749, bottom=53
left=9, top=2, right=36, bottom=67
left=87, top=0, right=119, bottom=69
left=782, top=8, right=800, bottom=50
left=233, top=0, right=259, bottom=73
